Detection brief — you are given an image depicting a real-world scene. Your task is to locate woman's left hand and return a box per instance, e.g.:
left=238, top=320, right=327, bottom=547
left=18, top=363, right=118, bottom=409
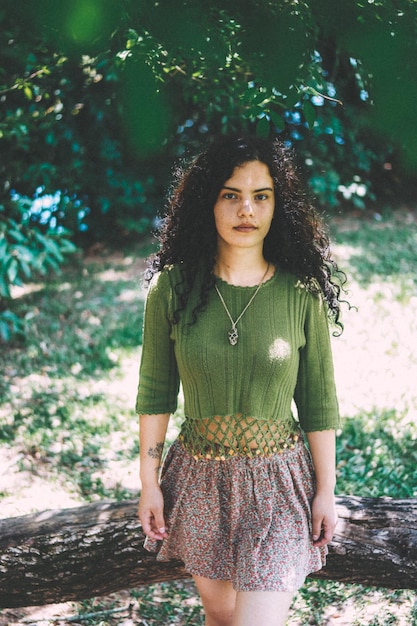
left=311, top=490, right=338, bottom=548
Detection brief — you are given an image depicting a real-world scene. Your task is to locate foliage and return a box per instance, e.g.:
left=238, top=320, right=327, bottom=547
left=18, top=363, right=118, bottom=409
left=337, top=409, right=417, bottom=498
left=332, top=211, right=417, bottom=286
left=0, top=195, right=76, bottom=340
left=1, top=0, right=417, bottom=338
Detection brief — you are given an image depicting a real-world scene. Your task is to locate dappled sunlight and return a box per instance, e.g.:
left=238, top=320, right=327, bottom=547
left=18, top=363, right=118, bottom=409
left=95, top=267, right=133, bottom=283
left=269, top=337, right=292, bottom=362
left=93, top=456, right=139, bottom=496
left=116, top=288, right=142, bottom=303
left=54, top=281, right=73, bottom=292
left=332, top=213, right=417, bottom=287
left=0, top=446, right=81, bottom=518
left=10, top=282, right=44, bottom=299
left=331, top=276, right=417, bottom=422
left=290, top=583, right=417, bottom=626
left=90, top=253, right=144, bottom=281
left=1, top=340, right=141, bottom=518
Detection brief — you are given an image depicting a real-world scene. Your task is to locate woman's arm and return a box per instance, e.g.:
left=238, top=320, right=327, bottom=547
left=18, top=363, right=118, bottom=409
left=138, top=413, right=170, bottom=541
left=306, top=429, right=338, bottom=548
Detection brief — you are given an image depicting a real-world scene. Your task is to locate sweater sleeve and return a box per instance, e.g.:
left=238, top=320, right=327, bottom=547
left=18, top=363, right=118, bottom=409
left=135, top=269, right=180, bottom=415
left=294, top=289, right=341, bottom=432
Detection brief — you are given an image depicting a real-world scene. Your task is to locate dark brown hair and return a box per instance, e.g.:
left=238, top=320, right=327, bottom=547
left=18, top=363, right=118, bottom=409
left=146, top=134, right=347, bottom=332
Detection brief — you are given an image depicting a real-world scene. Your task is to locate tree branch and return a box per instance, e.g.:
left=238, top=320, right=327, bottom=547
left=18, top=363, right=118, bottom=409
left=0, top=495, right=416, bottom=608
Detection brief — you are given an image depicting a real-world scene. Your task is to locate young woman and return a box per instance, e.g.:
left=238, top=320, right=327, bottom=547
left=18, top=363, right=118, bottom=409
left=136, top=135, right=343, bottom=626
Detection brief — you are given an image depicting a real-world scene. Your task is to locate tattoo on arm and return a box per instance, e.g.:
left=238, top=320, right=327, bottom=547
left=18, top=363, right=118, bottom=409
left=147, top=441, right=164, bottom=460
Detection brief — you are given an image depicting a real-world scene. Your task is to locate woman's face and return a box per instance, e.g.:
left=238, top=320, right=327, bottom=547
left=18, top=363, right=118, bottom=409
left=213, top=160, right=275, bottom=253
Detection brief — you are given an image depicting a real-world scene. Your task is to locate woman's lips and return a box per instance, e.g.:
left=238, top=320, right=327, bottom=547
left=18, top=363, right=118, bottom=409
left=234, top=225, right=257, bottom=232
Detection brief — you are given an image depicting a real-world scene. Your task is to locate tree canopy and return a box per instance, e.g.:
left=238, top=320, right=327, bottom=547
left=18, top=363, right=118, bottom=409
left=1, top=0, right=417, bottom=338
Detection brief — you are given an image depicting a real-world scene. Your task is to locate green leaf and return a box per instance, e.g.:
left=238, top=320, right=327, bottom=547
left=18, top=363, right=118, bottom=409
left=8, top=229, right=27, bottom=244
left=269, top=111, right=286, bottom=131
left=284, top=87, right=301, bottom=108
left=6, top=257, right=19, bottom=284
left=59, top=239, right=77, bottom=254
left=13, top=245, right=34, bottom=263
left=0, top=274, right=11, bottom=299
left=23, top=85, right=33, bottom=100
left=303, top=100, right=316, bottom=129
left=256, top=116, right=270, bottom=138
left=19, top=260, right=32, bottom=279
left=0, top=237, right=9, bottom=259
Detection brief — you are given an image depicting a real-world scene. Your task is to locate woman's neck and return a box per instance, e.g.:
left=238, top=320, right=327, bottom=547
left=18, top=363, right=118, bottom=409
left=214, top=249, right=271, bottom=287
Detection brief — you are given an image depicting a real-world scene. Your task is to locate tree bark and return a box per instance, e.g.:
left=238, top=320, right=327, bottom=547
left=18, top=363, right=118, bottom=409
left=0, top=496, right=416, bottom=608
left=313, top=495, right=417, bottom=589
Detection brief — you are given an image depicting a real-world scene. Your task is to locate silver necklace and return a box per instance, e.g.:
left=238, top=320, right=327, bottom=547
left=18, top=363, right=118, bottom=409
left=214, top=264, right=270, bottom=345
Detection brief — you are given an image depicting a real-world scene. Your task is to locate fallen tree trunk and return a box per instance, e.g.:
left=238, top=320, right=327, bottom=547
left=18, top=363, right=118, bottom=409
left=0, top=496, right=416, bottom=608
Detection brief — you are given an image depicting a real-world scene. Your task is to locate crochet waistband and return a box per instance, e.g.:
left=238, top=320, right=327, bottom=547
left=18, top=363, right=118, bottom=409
left=178, top=430, right=302, bottom=461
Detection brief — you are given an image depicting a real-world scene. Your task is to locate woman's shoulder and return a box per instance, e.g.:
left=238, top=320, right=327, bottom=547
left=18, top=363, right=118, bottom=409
left=148, top=263, right=183, bottom=287
left=147, top=264, right=190, bottom=307
left=275, top=267, right=324, bottom=307
left=275, top=267, right=306, bottom=292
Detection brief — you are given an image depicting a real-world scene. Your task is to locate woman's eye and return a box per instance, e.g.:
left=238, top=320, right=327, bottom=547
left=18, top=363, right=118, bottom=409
left=255, top=194, right=268, bottom=201
left=223, top=193, right=237, bottom=200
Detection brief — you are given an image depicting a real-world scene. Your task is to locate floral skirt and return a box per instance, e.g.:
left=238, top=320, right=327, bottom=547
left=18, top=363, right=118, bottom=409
left=144, top=437, right=327, bottom=592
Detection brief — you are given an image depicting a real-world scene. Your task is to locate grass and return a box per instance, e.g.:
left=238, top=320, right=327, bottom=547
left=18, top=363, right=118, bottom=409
left=336, top=409, right=417, bottom=498
left=331, top=209, right=417, bottom=290
left=1, top=211, right=417, bottom=625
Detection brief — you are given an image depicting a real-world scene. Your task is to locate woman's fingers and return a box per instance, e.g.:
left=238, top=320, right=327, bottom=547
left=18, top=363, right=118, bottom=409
left=138, top=500, right=168, bottom=540
left=311, top=493, right=338, bottom=547
left=312, top=518, right=335, bottom=547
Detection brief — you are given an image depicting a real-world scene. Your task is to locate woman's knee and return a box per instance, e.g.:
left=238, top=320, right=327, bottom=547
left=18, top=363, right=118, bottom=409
left=204, top=604, right=234, bottom=626
left=192, top=575, right=236, bottom=626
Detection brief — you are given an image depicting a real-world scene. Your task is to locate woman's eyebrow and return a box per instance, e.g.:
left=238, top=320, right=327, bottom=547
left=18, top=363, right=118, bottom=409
left=222, top=185, right=274, bottom=192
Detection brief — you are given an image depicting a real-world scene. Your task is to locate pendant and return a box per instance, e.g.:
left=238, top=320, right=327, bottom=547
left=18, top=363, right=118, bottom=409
left=228, top=327, right=239, bottom=346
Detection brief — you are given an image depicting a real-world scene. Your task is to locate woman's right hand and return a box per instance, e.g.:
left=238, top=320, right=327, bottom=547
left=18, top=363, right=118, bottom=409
left=138, top=485, right=169, bottom=541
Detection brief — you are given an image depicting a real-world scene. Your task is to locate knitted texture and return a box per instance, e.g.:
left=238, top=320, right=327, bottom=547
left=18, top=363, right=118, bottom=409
left=136, top=265, right=340, bottom=457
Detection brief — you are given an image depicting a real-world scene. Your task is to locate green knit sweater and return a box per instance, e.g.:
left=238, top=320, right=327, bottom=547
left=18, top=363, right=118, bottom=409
left=136, top=265, right=340, bottom=458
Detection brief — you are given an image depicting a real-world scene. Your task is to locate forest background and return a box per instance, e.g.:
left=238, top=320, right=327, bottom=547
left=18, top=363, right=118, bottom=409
left=1, top=1, right=417, bottom=625
left=2, top=0, right=417, bottom=336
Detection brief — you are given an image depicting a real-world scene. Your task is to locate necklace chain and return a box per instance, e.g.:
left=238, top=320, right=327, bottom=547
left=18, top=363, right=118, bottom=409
left=214, top=264, right=270, bottom=346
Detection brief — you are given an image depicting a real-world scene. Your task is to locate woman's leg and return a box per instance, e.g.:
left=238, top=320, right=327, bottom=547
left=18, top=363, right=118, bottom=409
left=193, top=575, right=237, bottom=626
left=233, top=591, right=294, bottom=626
left=193, top=575, right=294, bottom=626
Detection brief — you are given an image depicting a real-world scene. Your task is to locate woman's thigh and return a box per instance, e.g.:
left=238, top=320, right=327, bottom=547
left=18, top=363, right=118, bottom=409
left=193, top=575, right=294, bottom=626
left=233, top=590, right=294, bottom=626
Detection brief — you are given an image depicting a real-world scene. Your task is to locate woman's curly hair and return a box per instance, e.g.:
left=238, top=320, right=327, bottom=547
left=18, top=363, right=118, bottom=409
left=145, top=134, right=347, bottom=333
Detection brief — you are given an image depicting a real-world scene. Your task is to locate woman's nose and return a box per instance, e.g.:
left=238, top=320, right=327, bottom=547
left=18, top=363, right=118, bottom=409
left=238, top=198, right=254, bottom=216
